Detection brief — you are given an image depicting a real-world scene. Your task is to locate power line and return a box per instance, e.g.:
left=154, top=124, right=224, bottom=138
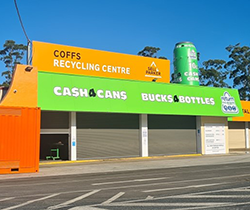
left=14, top=0, right=31, bottom=65
left=14, top=0, right=30, bottom=42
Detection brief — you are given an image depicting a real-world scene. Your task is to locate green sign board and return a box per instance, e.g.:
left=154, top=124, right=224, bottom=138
left=38, top=72, right=243, bottom=117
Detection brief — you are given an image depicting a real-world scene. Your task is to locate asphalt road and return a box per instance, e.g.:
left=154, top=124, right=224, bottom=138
left=1, top=155, right=250, bottom=210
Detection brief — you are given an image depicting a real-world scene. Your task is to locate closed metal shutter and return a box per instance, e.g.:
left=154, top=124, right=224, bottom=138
left=148, top=115, right=196, bottom=156
left=228, top=121, right=245, bottom=149
left=41, top=111, right=69, bottom=129
left=77, top=112, right=139, bottom=159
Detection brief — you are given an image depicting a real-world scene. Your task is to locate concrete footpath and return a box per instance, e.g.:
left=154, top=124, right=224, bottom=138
left=0, top=153, right=250, bottom=180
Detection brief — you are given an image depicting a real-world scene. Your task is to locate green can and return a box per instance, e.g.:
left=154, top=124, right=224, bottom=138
left=173, top=42, right=199, bottom=86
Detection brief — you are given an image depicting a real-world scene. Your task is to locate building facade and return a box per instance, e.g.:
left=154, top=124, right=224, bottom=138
left=0, top=41, right=244, bottom=167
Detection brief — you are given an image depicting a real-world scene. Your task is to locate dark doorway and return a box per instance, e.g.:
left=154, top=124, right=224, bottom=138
left=40, top=134, right=69, bottom=160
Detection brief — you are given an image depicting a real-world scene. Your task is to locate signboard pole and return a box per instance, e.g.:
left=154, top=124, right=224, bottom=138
left=70, top=112, right=77, bottom=161
left=196, top=117, right=202, bottom=154
left=245, top=122, right=249, bottom=151
left=27, top=40, right=31, bottom=65
left=139, top=114, right=148, bottom=157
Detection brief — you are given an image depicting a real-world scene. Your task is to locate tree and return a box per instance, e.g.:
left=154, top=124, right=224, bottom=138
left=0, top=40, right=27, bottom=87
left=138, top=46, right=167, bottom=59
left=199, top=43, right=250, bottom=100
left=225, top=43, right=250, bottom=100
left=199, top=59, right=230, bottom=88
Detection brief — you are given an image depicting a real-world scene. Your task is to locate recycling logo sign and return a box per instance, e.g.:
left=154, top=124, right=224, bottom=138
left=221, top=92, right=239, bottom=114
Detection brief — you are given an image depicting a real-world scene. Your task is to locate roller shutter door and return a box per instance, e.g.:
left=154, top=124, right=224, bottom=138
left=149, top=115, right=196, bottom=156
left=228, top=121, right=245, bottom=149
left=41, top=111, right=69, bottom=129
left=77, top=112, right=139, bottom=159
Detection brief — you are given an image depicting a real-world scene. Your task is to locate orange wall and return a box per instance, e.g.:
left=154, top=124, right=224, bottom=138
left=0, top=65, right=37, bottom=107
left=32, top=41, right=170, bottom=83
left=232, top=101, right=250, bottom=122
left=0, top=107, right=40, bottom=174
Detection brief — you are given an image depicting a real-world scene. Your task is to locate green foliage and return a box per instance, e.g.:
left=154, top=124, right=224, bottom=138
left=138, top=46, right=160, bottom=58
left=138, top=46, right=167, bottom=59
left=225, top=43, right=250, bottom=100
left=158, top=56, right=168, bottom=60
left=0, top=40, right=27, bottom=87
left=199, top=59, right=230, bottom=88
left=199, top=43, right=250, bottom=100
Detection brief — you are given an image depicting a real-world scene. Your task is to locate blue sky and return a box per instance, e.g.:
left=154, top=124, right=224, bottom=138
left=0, top=0, right=250, bottom=84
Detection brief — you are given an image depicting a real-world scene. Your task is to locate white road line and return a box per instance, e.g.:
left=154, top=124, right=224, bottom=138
left=104, top=202, right=229, bottom=206
left=143, top=182, right=228, bottom=193
left=116, top=185, right=250, bottom=205
left=0, top=197, right=14, bottom=202
left=93, top=180, right=138, bottom=186
left=101, top=201, right=250, bottom=209
left=136, top=178, right=168, bottom=182
left=47, top=190, right=100, bottom=210
left=169, top=201, right=250, bottom=210
left=229, top=188, right=250, bottom=191
left=184, top=185, right=250, bottom=196
left=1, top=193, right=60, bottom=210
left=146, top=196, right=154, bottom=200
left=177, top=186, right=250, bottom=197
left=99, top=173, right=250, bottom=192
left=101, top=192, right=125, bottom=205
left=92, top=177, right=168, bottom=186
left=69, top=206, right=106, bottom=210
left=176, top=195, right=250, bottom=198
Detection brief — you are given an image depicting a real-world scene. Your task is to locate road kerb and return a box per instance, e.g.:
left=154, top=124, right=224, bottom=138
left=40, top=154, right=202, bottom=166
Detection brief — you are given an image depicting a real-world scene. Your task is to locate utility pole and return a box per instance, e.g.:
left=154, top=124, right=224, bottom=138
left=27, top=40, right=31, bottom=65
